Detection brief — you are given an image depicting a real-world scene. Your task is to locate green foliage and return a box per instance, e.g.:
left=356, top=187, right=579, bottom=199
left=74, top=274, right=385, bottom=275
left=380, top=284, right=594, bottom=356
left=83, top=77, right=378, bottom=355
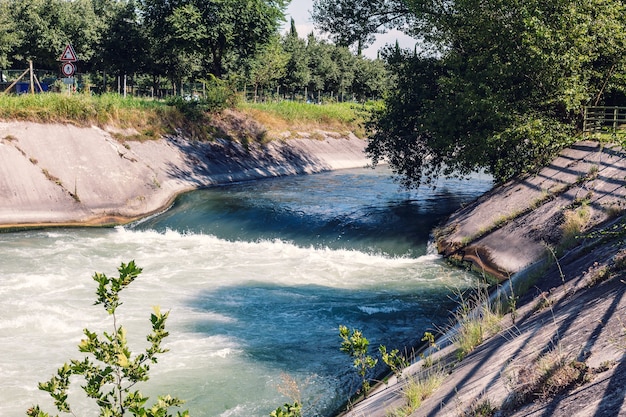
left=166, top=76, right=238, bottom=120
left=269, top=402, right=302, bottom=417
left=248, top=36, right=289, bottom=97
left=584, top=217, right=626, bottom=246
left=365, top=0, right=626, bottom=188
left=26, top=261, right=188, bottom=417
left=6, top=0, right=104, bottom=71
left=99, top=0, right=150, bottom=77
left=379, top=345, right=410, bottom=378
left=281, top=24, right=311, bottom=97
left=1, top=0, right=390, bottom=105
left=140, top=0, right=286, bottom=79
left=419, top=331, right=440, bottom=368
left=241, top=100, right=364, bottom=127
left=451, top=285, right=502, bottom=361
left=0, top=0, right=18, bottom=68
left=339, top=325, right=378, bottom=395
left=387, top=370, right=446, bottom=416
left=0, top=93, right=162, bottom=124
left=312, top=0, right=411, bottom=55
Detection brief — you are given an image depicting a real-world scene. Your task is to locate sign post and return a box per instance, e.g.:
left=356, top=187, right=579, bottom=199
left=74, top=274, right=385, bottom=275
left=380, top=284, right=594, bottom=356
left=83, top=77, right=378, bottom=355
left=59, top=43, right=78, bottom=92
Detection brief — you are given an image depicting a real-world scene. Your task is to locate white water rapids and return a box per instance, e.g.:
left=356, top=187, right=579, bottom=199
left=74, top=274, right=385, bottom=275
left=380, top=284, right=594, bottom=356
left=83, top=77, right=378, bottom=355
left=1, top=167, right=493, bottom=416
left=0, top=227, right=475, bottom=416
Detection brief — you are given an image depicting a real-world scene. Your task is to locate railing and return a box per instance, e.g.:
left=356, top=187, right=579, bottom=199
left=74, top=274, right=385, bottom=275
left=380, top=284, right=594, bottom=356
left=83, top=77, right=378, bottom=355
left=583, top=106, right=626, bottom=134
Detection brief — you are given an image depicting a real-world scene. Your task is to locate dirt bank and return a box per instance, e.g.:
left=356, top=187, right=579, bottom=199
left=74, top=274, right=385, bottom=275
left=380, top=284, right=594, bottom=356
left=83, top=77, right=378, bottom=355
left=342, top=141, right=626, bottom=417
left=0, top=121, right=371, bottom=229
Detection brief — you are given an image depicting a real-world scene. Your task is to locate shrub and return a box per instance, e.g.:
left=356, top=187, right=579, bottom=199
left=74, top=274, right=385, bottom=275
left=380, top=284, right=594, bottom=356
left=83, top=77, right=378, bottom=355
left=379, top=345, right=410, bottom=378
left=26, top=261, right=188, bottom=417
left=339, top=325, right=378, bottom=396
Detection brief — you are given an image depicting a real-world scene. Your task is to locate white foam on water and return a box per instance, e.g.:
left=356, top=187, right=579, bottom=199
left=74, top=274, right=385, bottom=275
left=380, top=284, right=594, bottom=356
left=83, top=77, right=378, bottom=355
left=0, top=227, right=474, bottom=417
left=358, top=305, right=401, bottom=315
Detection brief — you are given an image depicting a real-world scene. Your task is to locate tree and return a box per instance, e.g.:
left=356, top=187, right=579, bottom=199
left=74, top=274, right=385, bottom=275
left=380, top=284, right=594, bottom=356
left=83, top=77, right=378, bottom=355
left=99, top=0, right=150, bottom=80
left=367, top=0, right=626, bottom=188
left=305, top=35, right=336, bottom=101
left=8, top=0, right=103, bottom=70
left=280, top=19, right=311, bottom=98
left=249, top=36, right=289, bottom=100
left=312, top=0, right=412, bottom=55
left=0, top=0, right=19, bottom=68
left=351, top=56, right=390, bottom=101
left=26, top=261, right=188, bottom=417
left=139, top=0, right=204, bottom=91
left=140, top=0, right=287, bottom=79
left=327, top=46, right=356, bottom=102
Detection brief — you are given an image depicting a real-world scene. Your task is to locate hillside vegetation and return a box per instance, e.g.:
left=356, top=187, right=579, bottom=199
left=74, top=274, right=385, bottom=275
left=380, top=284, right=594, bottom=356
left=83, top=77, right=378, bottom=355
left=0, top=93, right=368, bottom=142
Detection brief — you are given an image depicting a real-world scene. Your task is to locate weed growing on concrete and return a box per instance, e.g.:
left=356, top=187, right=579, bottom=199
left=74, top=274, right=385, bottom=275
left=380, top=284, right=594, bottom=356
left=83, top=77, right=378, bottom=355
left=460, top=397, right=497, bottom=417
left=451, top=284, right=502, bottom=361
left=41, top=168, right=62, bottom=186
left=379, top=345, right=410, bottom=379
left=604, top=203, right=624, bottom=219
left=71, top=179, right=80, bottom=203
left=419, top=331, right=440, bottom=368
left=387, top=370, right=447, bottom=416
left=544, top=244, right=566, bottom=287
left=533, top=291, right=556, bottom=313
left=502, top=348, right=590, bottom=412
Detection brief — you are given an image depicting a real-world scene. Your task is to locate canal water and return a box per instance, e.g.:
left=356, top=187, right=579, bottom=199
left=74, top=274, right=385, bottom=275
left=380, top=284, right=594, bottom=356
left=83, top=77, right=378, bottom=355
left=0, top=166, right=492, bottom=417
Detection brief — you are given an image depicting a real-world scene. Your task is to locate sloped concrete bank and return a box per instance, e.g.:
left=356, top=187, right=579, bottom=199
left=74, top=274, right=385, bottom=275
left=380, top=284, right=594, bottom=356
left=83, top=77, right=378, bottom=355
left=0, top=121, right=371, bottom=229
left=437, top=141, right=626, bottom=280
left=342, top=141, right=626, bottom=417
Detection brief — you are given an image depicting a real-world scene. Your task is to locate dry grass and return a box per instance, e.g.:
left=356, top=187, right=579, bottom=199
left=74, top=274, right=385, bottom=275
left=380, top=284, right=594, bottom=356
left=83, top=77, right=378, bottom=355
left=560, top=205, right=591, bottom=249
left=502, top=349, right=591, bottom=412
left=238, top=101, right=368, bottom=138
left=460, top=398, right=498, bottom=417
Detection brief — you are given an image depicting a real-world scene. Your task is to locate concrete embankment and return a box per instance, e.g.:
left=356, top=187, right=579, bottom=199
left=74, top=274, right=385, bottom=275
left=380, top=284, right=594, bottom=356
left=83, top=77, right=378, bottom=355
left=436, top=141, right=626, bottom=280
left=343, top=141, right=626, bottom=417
left=0, top=121, right=371, bottom=228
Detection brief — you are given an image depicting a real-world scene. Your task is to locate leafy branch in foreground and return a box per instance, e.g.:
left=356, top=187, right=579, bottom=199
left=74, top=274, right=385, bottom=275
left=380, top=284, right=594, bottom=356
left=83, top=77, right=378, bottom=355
left=379, top=345, right=410, bottom=379
left=27, top=261, right=189, bottom=417
left=339, top=325, right=378, bottom=397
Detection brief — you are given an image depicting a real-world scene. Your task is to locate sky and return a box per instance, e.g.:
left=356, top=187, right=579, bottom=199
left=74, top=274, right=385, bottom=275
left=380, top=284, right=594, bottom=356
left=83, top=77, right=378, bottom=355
left=283, top=0, right=417, bottom=59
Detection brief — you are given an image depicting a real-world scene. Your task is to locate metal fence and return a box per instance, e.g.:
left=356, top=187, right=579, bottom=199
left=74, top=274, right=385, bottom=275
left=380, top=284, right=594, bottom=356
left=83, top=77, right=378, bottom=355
left=583, top=106, right=626, bottom=134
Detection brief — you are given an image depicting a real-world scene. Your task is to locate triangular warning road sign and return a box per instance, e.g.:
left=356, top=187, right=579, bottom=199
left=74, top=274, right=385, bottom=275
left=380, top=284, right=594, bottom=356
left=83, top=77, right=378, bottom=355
left=60, top=44, right=77, bottom=62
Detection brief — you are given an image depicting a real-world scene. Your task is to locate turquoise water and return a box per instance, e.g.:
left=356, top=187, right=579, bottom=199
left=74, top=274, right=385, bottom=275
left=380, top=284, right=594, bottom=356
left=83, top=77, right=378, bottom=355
left=0, top=166, right=492, bottom=417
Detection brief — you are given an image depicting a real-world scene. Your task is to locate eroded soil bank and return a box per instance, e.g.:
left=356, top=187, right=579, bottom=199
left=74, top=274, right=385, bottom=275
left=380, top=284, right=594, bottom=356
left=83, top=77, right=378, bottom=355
left=343, top=141, right=626, bottom=417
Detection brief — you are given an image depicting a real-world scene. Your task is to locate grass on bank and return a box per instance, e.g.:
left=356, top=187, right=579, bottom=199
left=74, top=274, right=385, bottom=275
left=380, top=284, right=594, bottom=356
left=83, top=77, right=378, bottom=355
left=387, top=370, right=447, bottom=417
left=0, top=92, right=369, bottom=141
left=238, top=100, right=368, bottom=135
left=0, top=92, right=164, bottom=125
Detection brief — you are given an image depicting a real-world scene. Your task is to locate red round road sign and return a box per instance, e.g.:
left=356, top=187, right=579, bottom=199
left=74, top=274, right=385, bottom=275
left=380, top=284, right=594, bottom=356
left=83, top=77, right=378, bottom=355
left=61, top=62, right=75, bottom=77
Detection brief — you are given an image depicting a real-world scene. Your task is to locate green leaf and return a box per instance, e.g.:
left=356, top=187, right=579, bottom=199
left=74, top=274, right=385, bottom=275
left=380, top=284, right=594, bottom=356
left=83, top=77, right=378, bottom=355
left=28, top=261, right=189, bottom=417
